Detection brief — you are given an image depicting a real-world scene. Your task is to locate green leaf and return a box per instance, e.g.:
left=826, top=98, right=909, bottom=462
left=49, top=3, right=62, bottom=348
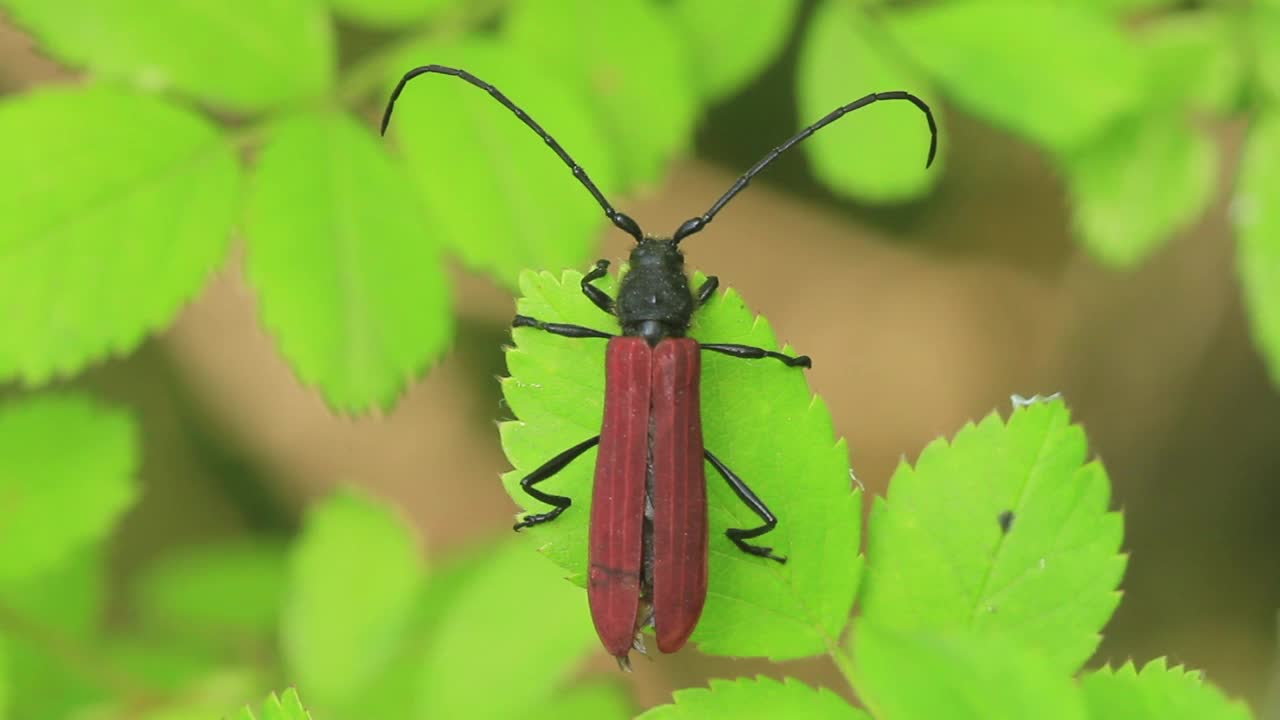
left=1256, top=5, right=1280, bottom=104
left=281, top=488, right=424, bottom=709
left=1082, top=0, right=1182, bottom=14
left=415, top=540, right=613, bottom=720
left=1236, top=112, right=1280, bottom=388
left=0, top=87, right=239, bottom=385
left=1063, top=113, right=1216, bottom=266
left=0, top=0, right=333, bottom=111
left=859, top=398, right=1125, bottom=674
left=1139, top=11, right=1244, bottom=115
left=501, top=270, right=859, bottom=659
left=852, top=622, right=1086, bottom=720
left=887, top=2, right=1142, bottom=152
left=528, top=683, right=632, bottom=720
left=384, top=38, right=616, bottom=287
left=639, top=676, right=868, bottom=720
left=231, top=688, right=312, bottom=720
left=669, top=0, right=801, bottom=102
left=1080, top=659, right=1253, bottom=720
left=244, top=110, right=452, bottom=412
left=133, top=538, right=287, bottom=639
left=798, top=0, right=940, bottom=202
left=0, top=638, right=9, bottom=720
left=326, top=0, right=454, bottom=28
left=505, top=0, right=698, bottom=188
left=0, top=394, right=138, bottom=586
left=84, top=668, right=258, bottom=720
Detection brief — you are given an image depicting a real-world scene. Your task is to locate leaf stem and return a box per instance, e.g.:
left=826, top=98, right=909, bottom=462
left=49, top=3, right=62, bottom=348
left=0, top=599, right=167, bottom=709
left=829, top=641, right=859, bottom=693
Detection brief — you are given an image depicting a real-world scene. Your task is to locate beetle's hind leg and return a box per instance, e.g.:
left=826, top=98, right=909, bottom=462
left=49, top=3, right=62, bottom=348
left=513, top=435, right=601, bottom=530
left=704, top=449, right=786, bottom=563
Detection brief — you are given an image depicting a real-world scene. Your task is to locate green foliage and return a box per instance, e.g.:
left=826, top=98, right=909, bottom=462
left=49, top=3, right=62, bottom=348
left=0, top=87, right=238, bottom=385
left=501, top=269, right=860, bottom=659
left=281, top=489, right=423, bottom=709
left=852, top=623, right=1086, bottom=720
left=0, top=395, right=138, bottom=586
left=669, top=0, right=801, bottom=103
left=325, top=0, right=455, bottom=28
left=639, top=676, right=870, bottom=720
left=244, top=111, right=453, bottom=412
left=0, top=0, right=333, bottom=111
left=798, top=0, right=940, bottom=202
left=860, top=400, right=1125, bottom=673
left=1236, top=113, right=1280, bottom=387
left=1080, top=659, right=1253, bottom=720
left=231, top=688, right=312, bottom=720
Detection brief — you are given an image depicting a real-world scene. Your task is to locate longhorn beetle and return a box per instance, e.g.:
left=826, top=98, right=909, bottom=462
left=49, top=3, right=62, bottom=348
left=382, top=66, right=937, bottom=669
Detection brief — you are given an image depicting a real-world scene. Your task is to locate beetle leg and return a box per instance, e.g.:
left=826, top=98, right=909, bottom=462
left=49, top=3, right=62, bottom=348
left=582, top=259, right=616, bottom=315
left=700, top=343, right=810, bottom=368
left=695, top=276, right=719, bottom=307
left=513, top=435, right=601, bottom=530
left=513, top=315, right=613, bottom=339
left=704, top=449, right=786, bottom=563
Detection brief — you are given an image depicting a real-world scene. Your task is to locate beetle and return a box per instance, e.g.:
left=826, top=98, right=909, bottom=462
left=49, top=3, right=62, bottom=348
left=381, top=65, right=937, bottom=669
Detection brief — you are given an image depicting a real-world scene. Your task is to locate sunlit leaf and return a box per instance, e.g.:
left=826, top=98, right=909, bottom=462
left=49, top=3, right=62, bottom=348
left=1256, top=5, right=1280, bottom=104
left=0, top=0, right=333, bottom=110
left=0, top=394, right=137, bottom=586
left=505, top=0, right=698, bottom=189
left=244, top=110, right=452, bottom=412
left=0, top=87, right=238, bottom=384
left=1139, top=10, right=1244, bottom=115
left=1063, top=113, right=1216, bottom=266
left=384, top=39, right=617, bottom=287
left=887, top=2, right=1142, bottom=152
left=852, top=622, right=1086, bottom=720
left=859, top=398, right=1125, bottom=674
left=798, top=0, right=940, bottom=202
left=1080, top=659, right=1253, bottom=720
left=501, top=269, right=859, bottom=659
left=639, top=676, right=867, bottom=720
left=230, top=688, right=312, bottom=720
left=281, top=489, right=423, bottom=709
left=669, top=0, right=801, bottom=102
left=1235, top=112, right=1280, bottom=388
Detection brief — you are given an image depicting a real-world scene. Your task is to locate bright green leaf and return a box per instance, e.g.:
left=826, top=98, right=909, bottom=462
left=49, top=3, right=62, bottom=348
left=1082, top=0, right=1183, bottom=14
left=670, top=0, right=801, bottom=102
left=416, top=540, right=610, bottom=720
left=528, top=683, right=632, bottom=720
left=0, top=87, right=238, bottom=385
left=103, top=639, right=220, bottom=694
left=505, top=0, right=698, bottom=188
left=1235, top=113, right=1280, bottom=388
left=230, top=688, right=312, bottom=720
left=501, top=269, right=859, bottom=659
left=0, top=394, right=137, bottom=586
left=81, top=669, right=258, bottom=720
left=798, top=0, right=940, bottom=202
left=1063, top=114, right=1216, bottom=266
left=384, top=38, right=616, bottom=287
left=0, top=0, right=333, bottom=111
left=1139, top=11, right=1244, bottom=115
left=859, top=398, right=1125, bottom=674
left=1081, top=659, right=1253, bottom=720
left=281, top=488, right=423, bottom=709
left=1256, top=6, right=1280, bottom=103
left=0, top=638, right=8, bottom=720
left=326, top=0, right=454, bottom=28
left=133, top=538, right=287, bottom=638
left=852, top=622, right=1087, bottom=720
left=244, top=110, right=452, bottom=412
left=639, top=676, right=867, bottom=720
left=888, top=2, right=1142, bottom=152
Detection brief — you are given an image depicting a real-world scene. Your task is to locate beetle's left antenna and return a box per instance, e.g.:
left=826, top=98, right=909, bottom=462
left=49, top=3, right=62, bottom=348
left=670, top=90, right=939, bottom=244
left=382, top=65, right=644, bottom=243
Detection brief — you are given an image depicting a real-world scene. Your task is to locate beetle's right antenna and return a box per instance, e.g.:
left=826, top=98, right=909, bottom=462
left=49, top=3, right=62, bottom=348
left=382, top=65, right=645, bottom=243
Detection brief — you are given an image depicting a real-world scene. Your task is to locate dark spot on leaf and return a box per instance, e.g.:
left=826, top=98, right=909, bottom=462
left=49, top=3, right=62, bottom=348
left=998, top=510, right=1015, bottom=534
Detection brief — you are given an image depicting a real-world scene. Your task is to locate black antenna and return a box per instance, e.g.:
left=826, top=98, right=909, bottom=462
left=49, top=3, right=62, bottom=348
left=382, top=65, right=644, bottom=243
left=671, top=91, right=939, bottom=243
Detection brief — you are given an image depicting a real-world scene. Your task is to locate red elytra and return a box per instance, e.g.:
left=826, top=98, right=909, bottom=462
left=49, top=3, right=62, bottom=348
left=588, top=337, right=708, bottom=659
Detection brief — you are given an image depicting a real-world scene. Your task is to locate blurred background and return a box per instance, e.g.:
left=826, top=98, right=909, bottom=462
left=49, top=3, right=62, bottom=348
left=1, top=0, right=1278, bottom=717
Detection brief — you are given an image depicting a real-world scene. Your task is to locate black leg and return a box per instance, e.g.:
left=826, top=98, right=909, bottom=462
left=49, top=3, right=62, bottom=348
left=514, top=435, right=601, bottom=530
left=582, top=259, right=615, bottom=315
left=704, top=449, right=786, bottom=563
left=696, top=276, right=719, bottom=307
left=701, top=343, right=811, bottom=368
left=514, top=315, right=613, bottom=340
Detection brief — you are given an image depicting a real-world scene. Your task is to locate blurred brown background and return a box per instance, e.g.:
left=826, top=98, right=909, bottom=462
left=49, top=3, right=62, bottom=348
left=4, top=7, right=1277, bottom=713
